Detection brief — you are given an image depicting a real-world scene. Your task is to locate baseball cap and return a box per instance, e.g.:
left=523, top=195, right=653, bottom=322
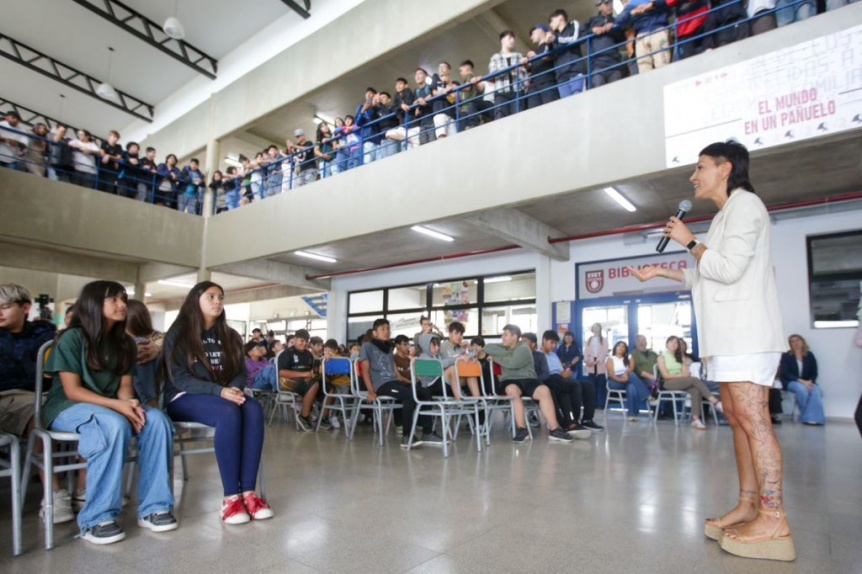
left=294, top=329, right=310, bottom=341
left=596, top=0, right=612, bottom=5
left=294, top=128, right=305, bottom=137
left=531, top=24, right=550, bottom=33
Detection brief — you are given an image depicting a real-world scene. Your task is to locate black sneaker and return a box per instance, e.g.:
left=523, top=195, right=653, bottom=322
left=81, top=521, right=126, bottom=545
left=138, top=511, right=178, bottom=533
left=400, top=434, right=424, bottom=449
left=528, top=413, right=540, bottom=428
left=581, top=420, right=604, bottom=432
left=422, top=432, right=446, bottom=446
left=512, top=427, right=530, bottom=444
left=566, top=424, right=592, bottom=440
left=318, top=418, right=333, bottom=431
left=296, top=415, right=313, bottom=432
left=548, top=427, right=574, bottom=443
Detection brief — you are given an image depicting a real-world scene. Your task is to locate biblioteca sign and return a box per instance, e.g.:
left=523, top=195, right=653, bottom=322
left=577, top=252, right=695, bottom=300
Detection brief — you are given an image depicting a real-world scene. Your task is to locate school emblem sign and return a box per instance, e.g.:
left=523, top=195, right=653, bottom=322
left=585, top=270, right=604, bottom=294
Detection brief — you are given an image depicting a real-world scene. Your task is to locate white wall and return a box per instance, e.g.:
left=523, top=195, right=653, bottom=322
left=328, top=206, right=862, bottom=421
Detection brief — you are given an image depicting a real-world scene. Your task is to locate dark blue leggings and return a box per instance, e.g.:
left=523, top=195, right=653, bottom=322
left=167, top=393, right=264, bottom=496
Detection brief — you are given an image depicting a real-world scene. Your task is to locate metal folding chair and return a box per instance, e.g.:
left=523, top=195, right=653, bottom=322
left=477, top=359, right=516, bottom=442
left=348, top=358, right=402, bottom=445
left=20, top=341, right=88, bottom=550
left=407, top=358, right=482, bottom=457
left=315, top=358, right=359, bottom=434
left=0, top=432, right=22, bottom=556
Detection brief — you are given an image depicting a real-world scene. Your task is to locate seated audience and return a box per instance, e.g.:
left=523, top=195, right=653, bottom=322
left=163, top=281, right=272, bottom=525
left=779, top=334, right=824, bottom=425
left=657, top=336, right=722, bottom=429
left=631, top=334, right=659, bottom=391
left=124, top=299, right=164, bottom=407
left=46, top=281, right=177, bottom=543
left=606, top=341, right=651, bottom=421
left=276, top=329, right=324, bottom=431
left=543, top=330, right=603, bottom=431
left=484, top=324, right=573, bottom=444
left=359, top=318, right=437, bottom=448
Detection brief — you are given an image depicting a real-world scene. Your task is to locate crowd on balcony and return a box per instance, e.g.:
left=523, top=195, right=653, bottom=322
left=0, top=0, right=855, bottom=214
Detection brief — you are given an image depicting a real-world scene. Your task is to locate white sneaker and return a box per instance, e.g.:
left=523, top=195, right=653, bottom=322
left=41, top=488, right=75, bottom=524
left=691, top=419, right=707, bottom=430
left=329, top=416, right=341, bottom=429
left=713, top=401, right=724, bottom=414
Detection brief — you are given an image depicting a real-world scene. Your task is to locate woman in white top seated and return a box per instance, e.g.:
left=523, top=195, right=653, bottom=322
left=605, top=341, right=651, bottom=421
left=658, top=336, right=722, bottom=430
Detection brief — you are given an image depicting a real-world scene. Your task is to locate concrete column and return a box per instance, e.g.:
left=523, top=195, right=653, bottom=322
left=202, top=132, right=219, bottom=218
left=536, top=255, right=552, bottom=333
left=134, top=280, right=147, bottom=303
left=197, top=267, right=212, bottom=283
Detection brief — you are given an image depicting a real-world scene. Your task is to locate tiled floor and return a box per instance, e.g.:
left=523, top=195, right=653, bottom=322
left=1, top=413, right=859, bottom=573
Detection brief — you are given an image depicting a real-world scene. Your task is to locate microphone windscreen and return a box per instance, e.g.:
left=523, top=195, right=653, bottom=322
left=678, top=199, right=692, bottom=213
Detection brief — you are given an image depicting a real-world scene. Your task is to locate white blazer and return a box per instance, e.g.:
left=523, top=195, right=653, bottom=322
left=683, top=189, right=787, bottom=358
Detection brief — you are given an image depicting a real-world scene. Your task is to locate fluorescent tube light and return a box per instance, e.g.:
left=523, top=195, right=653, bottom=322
left=296, top=250, right=337, bottom=263
left=411, top=226, right=454, bottom=242
left=485, top=276, right=512, bottom=284
left=604, top=187, right=636, bottom=212
left=158, top=279, right=195, bottom=288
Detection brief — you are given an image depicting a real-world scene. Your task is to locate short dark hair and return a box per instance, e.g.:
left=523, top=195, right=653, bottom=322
left=502, top=324, right=522, bottom=337
left=244, top=340, right=264, bottom=354
left=190, top=158, right=199, bottom=164
left=420, top=315, right=430, bottom=324
left=499, top=29, right=515, bottom=40
left=448, top=322, right=465, bottom=334
left=550, top=9, right=569, bottom=21
left=415, top=67, right=428, bottom=75
left=166, top=153, right=178, bottom=162
left=396, top=77, right=408, bottom=84
left=521, top=332, right=537, bottom=345
left=438, top=61, right=451, bottom=70
left=252, top=328, right=262, bottom=334
left=470, top=336, right=485, bottom=347
left=109, top=130, right=120, bottom=138
left=365, top=87, right=377, bottom=94
left=309, top=336, right=324, bottom=346
left=379, top=91, right=392, bottom=99
left=699, top=140, right=756, bottom=194
left=126, top=141, right=139, bottom=151
left=146, top=146, right=156, bottom=153
left=294, top=329, right=310, bottom=341
left=267, top=145, right=278, bottom=152
left=543, top=330, right=560, bottom=343
left=372, top=318, right=390, bottom=330
left=394, top=335, right=410, bottom=345
left=324, top=338, right=339, bottom=350
left=238, top=154, right=249, bottom=162
left=460, top=60, right=475, bottom=69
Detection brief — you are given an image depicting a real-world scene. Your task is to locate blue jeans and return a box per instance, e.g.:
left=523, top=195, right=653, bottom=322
left=589, top=374, right=607, bottom=410
left=166, top=394, right=264, bottom=497
left=177, top=193, right=197, bottom=214
left=50, top=404, right=175, bottom=532
left=557, top=75, right=586, bottom=98
left=787, top=380, right=825, bottom=424
left=251, top=363, right=278, bottom=391
left=608, top=373, right=651, bottom=416
left=362, top=141, right=377, bottom=165
left=775, top=0, right=815, bottom=26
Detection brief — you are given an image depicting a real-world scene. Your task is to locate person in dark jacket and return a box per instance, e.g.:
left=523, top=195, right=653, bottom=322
left=156, top=154, right=181, bottom=209
left=549, top=9, right=587, bottom=97
left=660, top=0, right=711, bottom=59
left=584, top=0, right=628, bottom=86
left=526, top=24, right=560, bottom=109
left=354, top=87, right=382, bottom=165
left=162, top=281, right=272, bottom=524
left=614, top=0, right=671, bottom=74
left=778, top=334, right=824, bottom=425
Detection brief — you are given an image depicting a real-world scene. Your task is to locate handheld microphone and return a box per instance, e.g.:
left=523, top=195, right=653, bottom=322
left=656, top=199, right=692, bottom=253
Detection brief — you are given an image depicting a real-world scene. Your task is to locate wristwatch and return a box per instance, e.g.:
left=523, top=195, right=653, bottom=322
left=686, top=239, right=700, bottom=251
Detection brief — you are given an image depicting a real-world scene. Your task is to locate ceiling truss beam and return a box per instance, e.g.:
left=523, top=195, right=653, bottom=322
left=0, top=32, right=154, bottom=122
left=281, top=0, right=311, bottom=19
left=70, top=0, right=218, bottom=79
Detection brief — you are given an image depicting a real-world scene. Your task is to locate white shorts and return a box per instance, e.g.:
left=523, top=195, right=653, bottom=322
left=706, top=353, right=781, bottom=387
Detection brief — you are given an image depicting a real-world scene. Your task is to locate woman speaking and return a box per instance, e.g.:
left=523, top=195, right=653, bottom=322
left=631, top=141, right=794, bottom=562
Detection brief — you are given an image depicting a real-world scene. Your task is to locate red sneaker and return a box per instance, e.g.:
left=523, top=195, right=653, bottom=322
left=243, top=493, right=274, bottom=520
left=220, top=497, right=250, bottom=524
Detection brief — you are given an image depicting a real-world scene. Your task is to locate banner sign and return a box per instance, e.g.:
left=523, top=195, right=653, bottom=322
left=576, top=251, right=695, bottom=300
left=664, top=24, right=862, bottom=167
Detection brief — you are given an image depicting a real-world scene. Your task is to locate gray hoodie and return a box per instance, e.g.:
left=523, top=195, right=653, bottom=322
left=417, top=333, right=450, bottom=387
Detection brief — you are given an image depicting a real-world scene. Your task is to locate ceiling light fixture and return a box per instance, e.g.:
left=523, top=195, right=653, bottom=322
left=296, top=250, right=337, bottom=264
left=96, top=47, right=119, bottom=102
left=158, top=279, right=195, bottom=288
left=484, top=276, right=512, bottom=284
left=126, top=287, right=153, bottom=297
left=223, top=156, right=243, bottom=168
left=604, top=187, right=637, bottom=212
left=411, top=225, right=454, bottom=242
left=163, top=0, right=186, bottom=40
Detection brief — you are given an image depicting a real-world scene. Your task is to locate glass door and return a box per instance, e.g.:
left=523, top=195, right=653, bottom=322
left=634, top=298, right=694, bottom=355
left=581, top=303, right=630, bottom=350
